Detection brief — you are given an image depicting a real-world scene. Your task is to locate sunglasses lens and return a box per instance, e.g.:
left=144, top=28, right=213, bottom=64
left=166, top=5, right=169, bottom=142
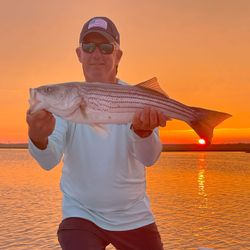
left=82, top=43, right=114, bottom=54
left=82, top=43, right=96, bottom=53
left=99, top=43, right=114, bottom=54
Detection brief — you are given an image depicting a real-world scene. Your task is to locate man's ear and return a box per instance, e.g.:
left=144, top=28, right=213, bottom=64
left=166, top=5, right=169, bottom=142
left=116, top=49, right=123, bottom=64
left=76, top=47, right=83, bottom=63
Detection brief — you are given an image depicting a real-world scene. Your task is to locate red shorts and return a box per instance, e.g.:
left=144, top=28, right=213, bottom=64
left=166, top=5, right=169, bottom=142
left=57, top=217, right=164, bottom=250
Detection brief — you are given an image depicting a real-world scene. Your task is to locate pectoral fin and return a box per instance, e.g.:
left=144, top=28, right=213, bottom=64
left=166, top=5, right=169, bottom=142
left=80, top=102, right=86, bottom=118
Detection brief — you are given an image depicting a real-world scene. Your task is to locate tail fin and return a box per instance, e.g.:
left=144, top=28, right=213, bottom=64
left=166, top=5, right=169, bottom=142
left=188, top=107, right=232, bottom=144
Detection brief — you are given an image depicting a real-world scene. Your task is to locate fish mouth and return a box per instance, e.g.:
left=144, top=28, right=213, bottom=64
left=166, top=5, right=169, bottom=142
left=29, top=89, right=44, bottom=113
left=29, top=88, right=36, bottom=106
left=29, top=88, right=35, bottom=99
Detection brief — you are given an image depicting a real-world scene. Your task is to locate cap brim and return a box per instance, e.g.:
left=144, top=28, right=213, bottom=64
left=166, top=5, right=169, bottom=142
left=81, top=29, right=115, bottom=43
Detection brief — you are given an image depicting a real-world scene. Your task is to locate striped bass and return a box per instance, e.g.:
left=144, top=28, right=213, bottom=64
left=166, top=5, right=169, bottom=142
left=29, top=77, right=231, bottom=143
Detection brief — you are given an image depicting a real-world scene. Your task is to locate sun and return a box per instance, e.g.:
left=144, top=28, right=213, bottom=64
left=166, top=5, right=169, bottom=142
left=198, top=138, right=206, bottom=145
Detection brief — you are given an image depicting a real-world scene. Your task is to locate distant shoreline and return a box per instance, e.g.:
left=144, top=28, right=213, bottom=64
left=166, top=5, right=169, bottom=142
left=162, top=143, right=250, bottom=152
left=1, top=143, right=250, bottom=152
left=0, top=143, right=28, bottom=149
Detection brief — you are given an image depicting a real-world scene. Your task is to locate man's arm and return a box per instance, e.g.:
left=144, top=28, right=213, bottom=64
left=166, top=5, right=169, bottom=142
left=129, top=107, right=169, bottom=166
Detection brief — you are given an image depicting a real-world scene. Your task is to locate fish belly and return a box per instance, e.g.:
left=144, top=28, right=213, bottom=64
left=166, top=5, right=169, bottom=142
left=83, top=110, right=135, bottom=124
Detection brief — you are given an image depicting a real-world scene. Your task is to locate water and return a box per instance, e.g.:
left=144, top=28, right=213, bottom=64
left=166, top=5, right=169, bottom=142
left=0, top=149, right=249, bottom=250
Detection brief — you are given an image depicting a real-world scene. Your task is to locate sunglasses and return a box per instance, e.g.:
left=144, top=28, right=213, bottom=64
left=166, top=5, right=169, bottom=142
left=81, top=42, right=117, bottom=54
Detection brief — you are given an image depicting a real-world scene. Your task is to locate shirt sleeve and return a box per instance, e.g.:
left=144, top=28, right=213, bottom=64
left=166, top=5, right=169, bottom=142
left=28, top=116, right=68, bottom=171
left=127, top=124, right=162, bottom=166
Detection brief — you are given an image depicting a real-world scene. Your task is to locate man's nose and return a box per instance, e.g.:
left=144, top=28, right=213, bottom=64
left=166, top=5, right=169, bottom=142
left=92, top=47, right=102, bottom=57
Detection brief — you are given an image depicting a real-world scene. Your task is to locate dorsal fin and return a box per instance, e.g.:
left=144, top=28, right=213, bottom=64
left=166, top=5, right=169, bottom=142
left=136, top=77, right=168, bottom=97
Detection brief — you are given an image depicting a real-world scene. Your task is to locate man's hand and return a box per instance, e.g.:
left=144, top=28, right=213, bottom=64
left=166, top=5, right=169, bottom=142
left=131, top=107, right=169, bottom=138
left=26, top=109, right=55, bottom=149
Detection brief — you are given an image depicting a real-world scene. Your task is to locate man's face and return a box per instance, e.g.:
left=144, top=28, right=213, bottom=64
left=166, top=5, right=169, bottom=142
left=76, top=33, right=122, bottom=83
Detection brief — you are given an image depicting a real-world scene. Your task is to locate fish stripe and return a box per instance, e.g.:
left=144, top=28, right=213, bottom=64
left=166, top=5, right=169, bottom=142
left=87, top=97, right=194, bottom=120
left=86, top=93, right=195, bottom=118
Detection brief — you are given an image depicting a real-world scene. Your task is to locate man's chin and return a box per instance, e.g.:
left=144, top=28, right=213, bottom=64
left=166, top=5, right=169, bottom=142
left=84, top=69, right=103, bottom=81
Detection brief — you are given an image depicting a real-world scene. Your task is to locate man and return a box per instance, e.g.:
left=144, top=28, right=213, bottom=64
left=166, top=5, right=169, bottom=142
left=27, top=16, right=168, bottom=250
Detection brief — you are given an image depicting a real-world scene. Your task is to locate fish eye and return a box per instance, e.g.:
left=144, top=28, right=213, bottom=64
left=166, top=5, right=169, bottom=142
left=45, top=87, right=53, bottom=93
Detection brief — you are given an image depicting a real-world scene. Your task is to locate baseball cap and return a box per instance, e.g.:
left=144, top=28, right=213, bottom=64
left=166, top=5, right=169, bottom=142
left=79, top=17, right=120, bottom=45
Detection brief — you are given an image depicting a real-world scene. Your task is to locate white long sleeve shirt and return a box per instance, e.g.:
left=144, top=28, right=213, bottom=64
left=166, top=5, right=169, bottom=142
left=29, top=95, right=162, bottom=231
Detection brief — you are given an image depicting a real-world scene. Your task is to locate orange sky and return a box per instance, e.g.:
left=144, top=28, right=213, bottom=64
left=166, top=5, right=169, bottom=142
left=1, top=0, right=250, bottom=144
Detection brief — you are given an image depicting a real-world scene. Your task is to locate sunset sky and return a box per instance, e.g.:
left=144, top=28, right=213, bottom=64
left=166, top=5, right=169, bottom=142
left=1, top=0, right=250, bottom=144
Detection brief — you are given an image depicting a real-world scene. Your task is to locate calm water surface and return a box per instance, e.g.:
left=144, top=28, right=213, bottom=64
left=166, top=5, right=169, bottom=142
left=0, top=149, right=249, bottom=250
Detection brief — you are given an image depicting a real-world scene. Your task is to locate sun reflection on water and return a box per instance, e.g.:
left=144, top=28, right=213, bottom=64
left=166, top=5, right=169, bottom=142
left=197, top=153, right=208, bottom=209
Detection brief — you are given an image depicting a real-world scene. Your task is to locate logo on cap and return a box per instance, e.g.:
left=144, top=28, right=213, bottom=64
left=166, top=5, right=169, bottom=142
left=88, top=18, right=108, bottom=30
